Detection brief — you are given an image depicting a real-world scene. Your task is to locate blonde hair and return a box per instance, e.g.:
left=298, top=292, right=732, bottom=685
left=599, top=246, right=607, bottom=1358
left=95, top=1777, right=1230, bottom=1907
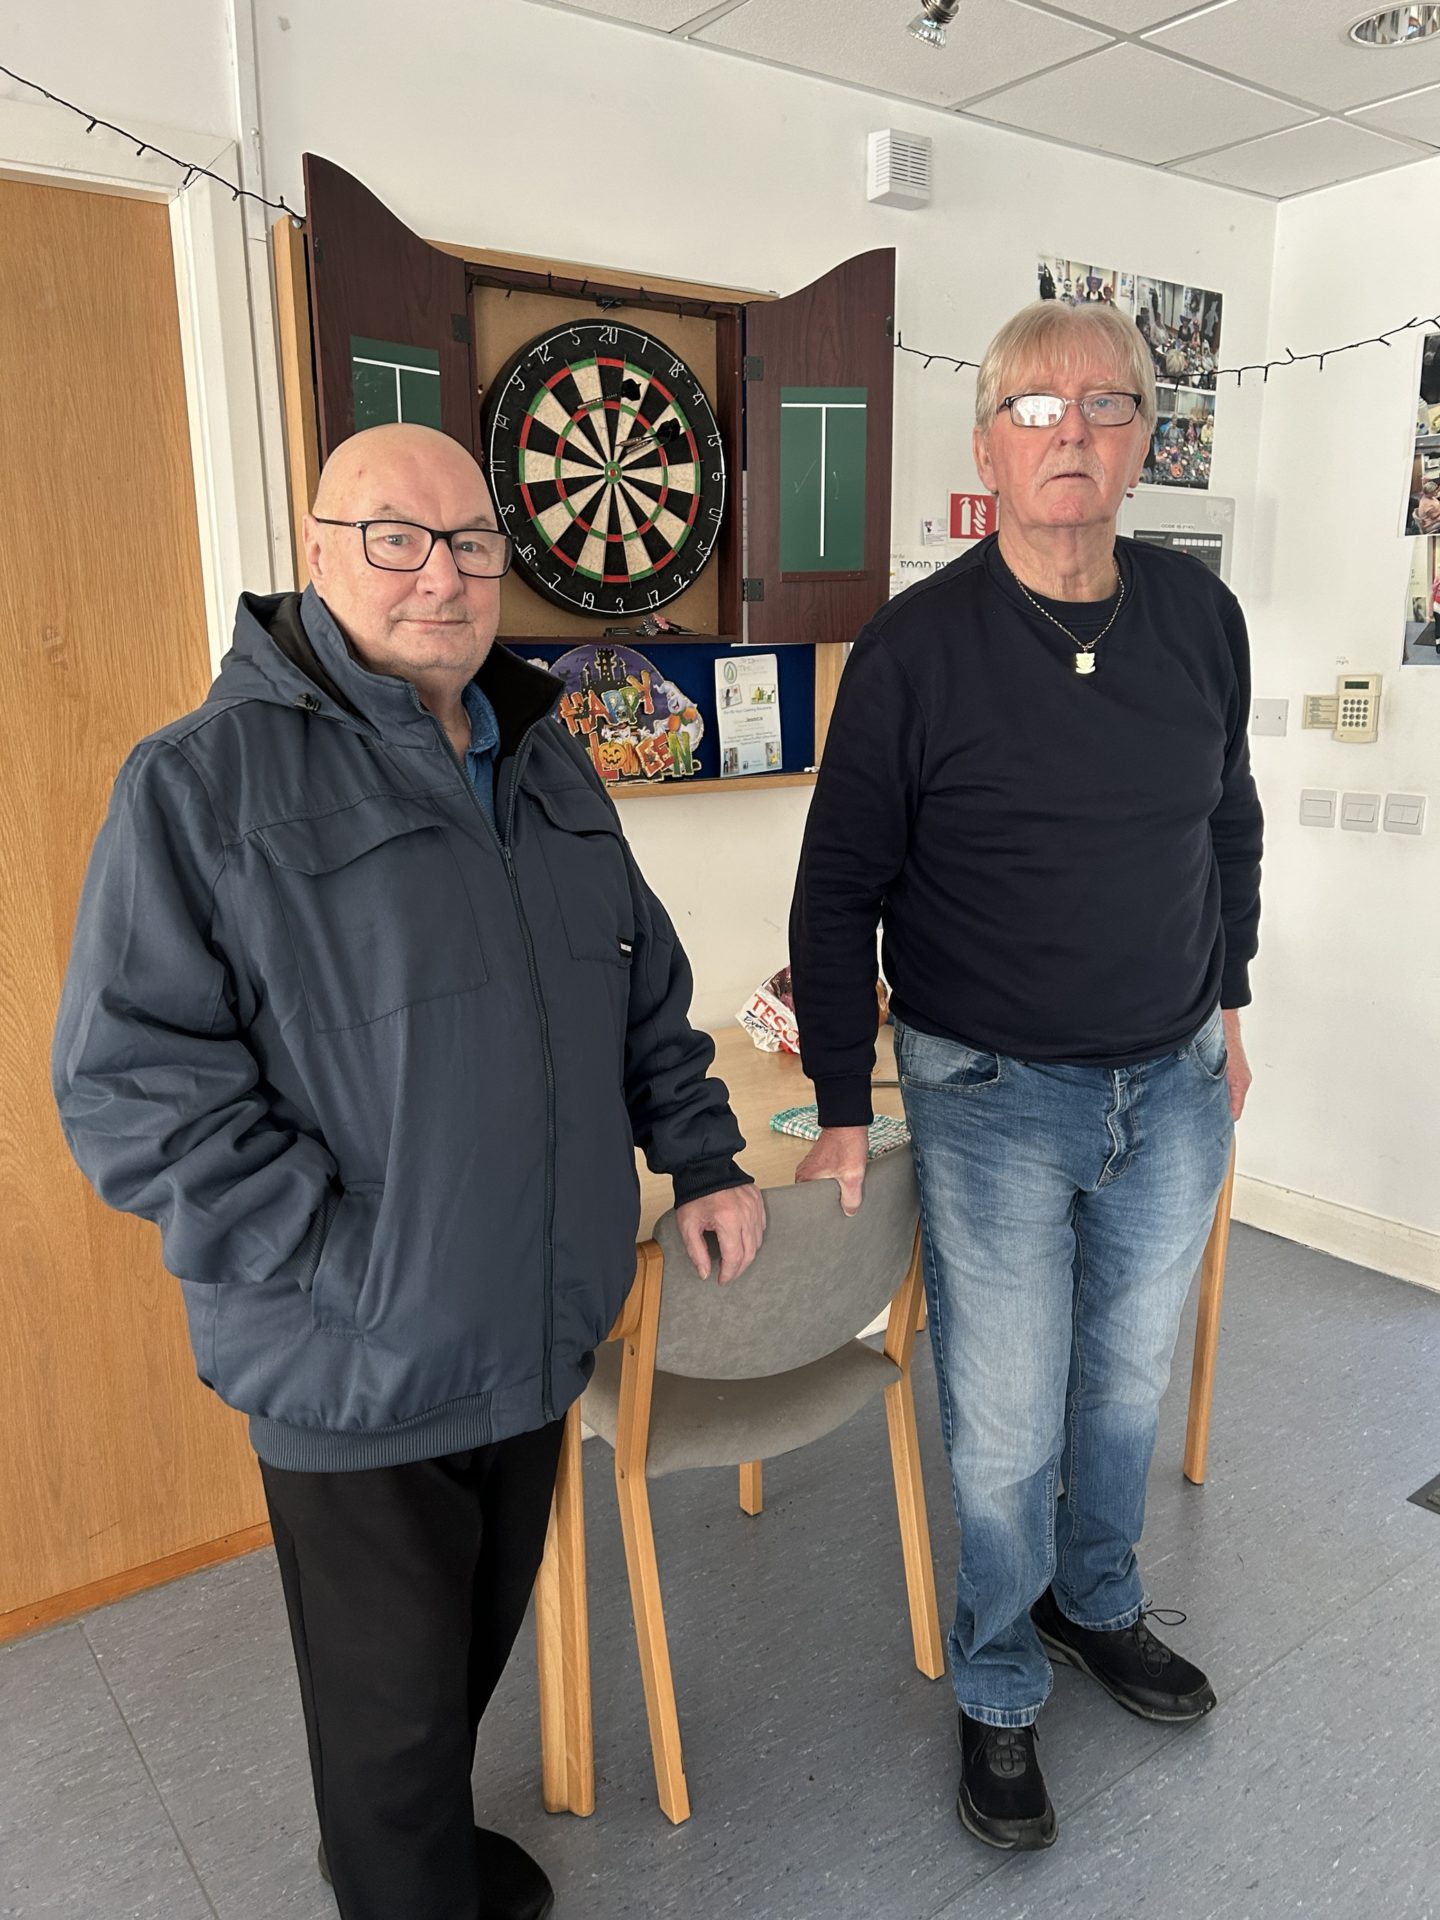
left=975, top=301, right=1157, bottom=434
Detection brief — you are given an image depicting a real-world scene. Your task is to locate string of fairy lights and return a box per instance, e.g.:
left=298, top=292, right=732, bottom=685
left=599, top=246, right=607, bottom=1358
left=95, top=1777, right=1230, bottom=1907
left=0, top=62, right=297, bottom=220
left=895, top=316, right=1440, bottom=390
left=5, top=61, right=1436, bottom=390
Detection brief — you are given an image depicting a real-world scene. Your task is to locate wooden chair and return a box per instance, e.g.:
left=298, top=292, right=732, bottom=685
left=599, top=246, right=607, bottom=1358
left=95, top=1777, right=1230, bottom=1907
left=540, top=1146, right=942, bottom=1825
left=1182, top=1139, right=1238, bottom=1485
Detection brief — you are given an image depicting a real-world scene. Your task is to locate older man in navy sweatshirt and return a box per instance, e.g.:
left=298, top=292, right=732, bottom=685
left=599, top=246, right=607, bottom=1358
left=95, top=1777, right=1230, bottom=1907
left=790, top=301, right=1261, bottom=1852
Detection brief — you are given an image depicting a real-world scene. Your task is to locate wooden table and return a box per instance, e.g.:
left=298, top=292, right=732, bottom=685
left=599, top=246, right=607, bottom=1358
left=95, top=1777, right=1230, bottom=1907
left=634, top=1024, right=903, bottom=1237
left=534, top=1023, right=1236, bottom=1817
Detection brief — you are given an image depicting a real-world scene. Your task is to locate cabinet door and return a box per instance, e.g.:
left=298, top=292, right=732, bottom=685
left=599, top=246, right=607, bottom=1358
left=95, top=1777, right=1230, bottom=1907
left=742, top=250, right=894, bottom=646
left=303, top=154, right=476, bottom=459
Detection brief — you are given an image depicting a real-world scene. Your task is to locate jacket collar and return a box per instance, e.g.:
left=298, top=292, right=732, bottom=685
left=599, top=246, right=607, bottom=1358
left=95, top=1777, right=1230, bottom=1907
left=269, top=587, right=562, bottom=752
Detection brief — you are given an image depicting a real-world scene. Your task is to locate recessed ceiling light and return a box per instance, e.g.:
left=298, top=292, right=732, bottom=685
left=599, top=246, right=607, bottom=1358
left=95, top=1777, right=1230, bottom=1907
left=907, top=0, right=961, bottom=50
left=1349, top=4, right=1440, bottom=46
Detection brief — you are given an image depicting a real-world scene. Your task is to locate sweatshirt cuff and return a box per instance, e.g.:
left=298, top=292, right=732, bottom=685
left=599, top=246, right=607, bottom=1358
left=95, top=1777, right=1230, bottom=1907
left=813, top=1076, right=875, bottom=1130
left=1219, top=968, right=1252, bottom=1010
left=671, top=1155, right=754, bottom=1210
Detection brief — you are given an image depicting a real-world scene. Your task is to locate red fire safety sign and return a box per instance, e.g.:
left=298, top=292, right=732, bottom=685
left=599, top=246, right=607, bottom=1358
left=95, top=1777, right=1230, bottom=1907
left=950, top=493, right=996, bottom=539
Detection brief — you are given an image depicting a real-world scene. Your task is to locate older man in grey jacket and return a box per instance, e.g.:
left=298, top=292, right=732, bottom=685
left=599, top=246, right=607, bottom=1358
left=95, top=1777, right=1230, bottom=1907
left=53, top=423, right=764, bottom=1920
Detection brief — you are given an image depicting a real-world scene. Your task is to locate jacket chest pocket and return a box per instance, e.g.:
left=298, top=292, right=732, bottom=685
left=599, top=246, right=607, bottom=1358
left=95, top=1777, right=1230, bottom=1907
left=258, top=797, right=488, bottom=1032
left=530, top=784, right=636, bottom=968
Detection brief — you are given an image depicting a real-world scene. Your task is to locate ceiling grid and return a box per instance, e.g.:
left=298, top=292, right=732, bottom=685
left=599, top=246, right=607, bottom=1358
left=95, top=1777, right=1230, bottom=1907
left=528, top=0, right=1440, bottom=197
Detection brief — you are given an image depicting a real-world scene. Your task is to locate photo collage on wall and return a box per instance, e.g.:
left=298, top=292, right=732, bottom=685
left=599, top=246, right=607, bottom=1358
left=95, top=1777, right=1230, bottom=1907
left=1038, top=257, right=1222, bottom=491
left=1400, top=334, right=1440, bottom=667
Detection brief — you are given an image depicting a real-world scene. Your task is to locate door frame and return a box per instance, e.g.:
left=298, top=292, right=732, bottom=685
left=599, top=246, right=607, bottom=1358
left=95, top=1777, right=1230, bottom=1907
left=0, top=97, right=280, bottom=668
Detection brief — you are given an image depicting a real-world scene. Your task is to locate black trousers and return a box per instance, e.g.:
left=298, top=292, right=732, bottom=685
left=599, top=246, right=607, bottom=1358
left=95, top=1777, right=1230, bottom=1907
left=260, top=1420, right=565, bottom=1920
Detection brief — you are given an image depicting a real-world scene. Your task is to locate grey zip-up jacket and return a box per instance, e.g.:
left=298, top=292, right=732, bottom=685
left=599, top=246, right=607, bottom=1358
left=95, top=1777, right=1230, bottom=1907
left=53, top=588, right=749, bottom=1471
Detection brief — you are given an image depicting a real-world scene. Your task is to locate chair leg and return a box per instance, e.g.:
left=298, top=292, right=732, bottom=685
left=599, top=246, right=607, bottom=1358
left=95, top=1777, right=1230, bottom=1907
left=535, top=1402, right=594, bottom=1815
left=535, top=1502, right=567, bottom=1814
left=537, top=1505, right=568, bottom=1804
left=739, top=1460, right=763, bottom=1516
left=884, top=1372, right=945, bottom=1681
left=1184, top=1143, right=1238, bottom=1487
left=615, top=1460, right=691, bottom=1824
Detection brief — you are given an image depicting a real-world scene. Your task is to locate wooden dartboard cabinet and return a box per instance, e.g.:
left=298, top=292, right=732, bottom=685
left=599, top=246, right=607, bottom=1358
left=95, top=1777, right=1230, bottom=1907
left=274, top=155, right=896, bottom=785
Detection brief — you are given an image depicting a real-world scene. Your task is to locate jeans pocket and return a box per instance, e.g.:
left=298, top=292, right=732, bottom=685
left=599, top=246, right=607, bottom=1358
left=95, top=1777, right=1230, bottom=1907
left=1191, top=1008, right=1229, bottom=1082
left=895, top=1020, right=1003, bottom=1093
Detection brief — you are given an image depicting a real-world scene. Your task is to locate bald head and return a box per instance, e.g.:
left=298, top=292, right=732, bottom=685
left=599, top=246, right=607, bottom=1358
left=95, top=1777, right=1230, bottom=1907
left=310, top=422, right=490, bottom=522
left=303, top=424, right=504, bottom=708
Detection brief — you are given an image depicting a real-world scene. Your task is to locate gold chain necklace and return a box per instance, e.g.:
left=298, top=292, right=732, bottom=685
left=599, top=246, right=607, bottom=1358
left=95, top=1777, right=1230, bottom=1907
left=1007, top=558, right=1125, bottom=675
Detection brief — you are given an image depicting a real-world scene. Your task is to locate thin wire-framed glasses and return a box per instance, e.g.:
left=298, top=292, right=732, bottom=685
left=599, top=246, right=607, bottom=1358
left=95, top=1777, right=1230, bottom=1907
left=1001, top=392, right=1142, bottom=429
left=311, top=519, right=514, bottom=578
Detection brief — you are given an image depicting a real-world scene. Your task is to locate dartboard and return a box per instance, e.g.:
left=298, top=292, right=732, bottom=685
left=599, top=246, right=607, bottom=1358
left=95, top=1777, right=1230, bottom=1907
left=483, top=321, right=726, bottom=617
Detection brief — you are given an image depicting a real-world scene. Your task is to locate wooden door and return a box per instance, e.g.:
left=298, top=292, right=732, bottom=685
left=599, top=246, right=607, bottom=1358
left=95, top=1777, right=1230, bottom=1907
left=0, top=178, right=265, bottom=1639
left=742, top=251, right=895, bottom=645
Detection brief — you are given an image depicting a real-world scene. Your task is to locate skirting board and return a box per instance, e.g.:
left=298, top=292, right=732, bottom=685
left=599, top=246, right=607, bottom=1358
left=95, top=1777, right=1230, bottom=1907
left=1233, top=1175, right=1440, bottom=1295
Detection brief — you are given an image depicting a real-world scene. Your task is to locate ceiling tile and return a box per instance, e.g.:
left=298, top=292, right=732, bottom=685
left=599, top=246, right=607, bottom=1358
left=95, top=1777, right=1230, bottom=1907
left=968, top=40, right=1311, bottom=163
left=1173, top=116, right=1423, bottom=194
left=1349, top=82, right=1440, bottom=147
left=1043, top=0, right=1220, bottom=28
left=1148, top=0, right=1440, bottom=113
left=692, top=0, right=1111, bottom=110
left=534, top=0, right=731, bottom=26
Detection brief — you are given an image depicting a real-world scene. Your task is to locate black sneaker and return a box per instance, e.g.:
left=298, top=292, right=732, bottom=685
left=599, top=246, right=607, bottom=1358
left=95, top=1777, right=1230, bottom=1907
left=1032, top=1586, right=1217, bottom=1723
left=318, top=1827, right=554, bottom=1919
left=956, top=1710, right=1058, bottom=1851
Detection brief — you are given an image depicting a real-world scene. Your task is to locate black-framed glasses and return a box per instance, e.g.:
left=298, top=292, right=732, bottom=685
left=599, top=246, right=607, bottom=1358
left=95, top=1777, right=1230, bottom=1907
left=1001, top=392, right=1142, bottom=429
left=312, top=518, right=514, bottom=578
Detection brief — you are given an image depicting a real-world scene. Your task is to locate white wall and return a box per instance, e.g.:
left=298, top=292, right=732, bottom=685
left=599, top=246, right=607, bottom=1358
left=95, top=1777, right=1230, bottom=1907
left=0, top=0, right=238, bottom=143
left=10, top=0, right=1430, bottom=1268
left=252, top=0, right=1276, bottom=1028
left=1239, top=159, right=1440, bottom=1258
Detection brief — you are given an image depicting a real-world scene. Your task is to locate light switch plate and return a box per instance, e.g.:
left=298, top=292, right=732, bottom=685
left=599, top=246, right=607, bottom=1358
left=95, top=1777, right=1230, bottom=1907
left=1383, top=793, right=1427, bottom=836
left=1340, top=791, right=1381, bottom=832
left=1250, top=698, right=1288, bottom=737
left=1299, top=788, right=1336, bottom=827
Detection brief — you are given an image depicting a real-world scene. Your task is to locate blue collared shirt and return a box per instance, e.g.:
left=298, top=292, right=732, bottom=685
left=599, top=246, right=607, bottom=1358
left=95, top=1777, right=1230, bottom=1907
left=460, top=679, right=502, bottom=832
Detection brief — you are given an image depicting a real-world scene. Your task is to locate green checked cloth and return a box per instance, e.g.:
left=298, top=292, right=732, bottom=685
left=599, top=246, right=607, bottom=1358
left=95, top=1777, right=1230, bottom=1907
left=770, top=1104, right=911, bottom=1158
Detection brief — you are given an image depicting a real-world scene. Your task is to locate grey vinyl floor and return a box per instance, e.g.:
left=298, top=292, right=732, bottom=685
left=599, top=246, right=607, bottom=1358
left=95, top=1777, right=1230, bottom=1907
left=4, top=1223, right=1439, bottom=1920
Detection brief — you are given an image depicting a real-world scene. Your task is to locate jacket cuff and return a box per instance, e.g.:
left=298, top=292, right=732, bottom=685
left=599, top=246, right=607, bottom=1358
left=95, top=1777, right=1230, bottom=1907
left=671, top=1155, right=754, bottom=1210
left=813, top=1076, right=875, bottom=1130
left=291, top=1181, right=340, bottom=1292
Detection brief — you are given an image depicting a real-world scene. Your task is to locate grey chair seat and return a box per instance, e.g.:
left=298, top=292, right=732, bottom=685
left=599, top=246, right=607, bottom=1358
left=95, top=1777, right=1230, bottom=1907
left=585, top=1339, right=898, bottom=1477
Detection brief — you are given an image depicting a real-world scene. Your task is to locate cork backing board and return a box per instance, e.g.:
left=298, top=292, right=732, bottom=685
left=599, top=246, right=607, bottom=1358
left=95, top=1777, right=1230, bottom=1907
left=473, top=283, right=725, bottom=640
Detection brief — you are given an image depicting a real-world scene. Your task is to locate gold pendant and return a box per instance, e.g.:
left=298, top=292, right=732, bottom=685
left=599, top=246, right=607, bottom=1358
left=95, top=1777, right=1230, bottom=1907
left=1074, top=651, right=1097, bottom=675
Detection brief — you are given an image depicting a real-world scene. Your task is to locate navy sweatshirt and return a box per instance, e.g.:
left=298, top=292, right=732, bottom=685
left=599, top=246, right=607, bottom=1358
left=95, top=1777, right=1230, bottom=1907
left=790, top=534, right=1263, bottom=1128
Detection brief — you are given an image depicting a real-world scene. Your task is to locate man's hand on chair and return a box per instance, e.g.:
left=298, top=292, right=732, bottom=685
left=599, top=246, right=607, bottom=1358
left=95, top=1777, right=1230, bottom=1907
left=794, top=1126, right=870, bottom=1217
left=675, top=1184, right=767, bottom=1284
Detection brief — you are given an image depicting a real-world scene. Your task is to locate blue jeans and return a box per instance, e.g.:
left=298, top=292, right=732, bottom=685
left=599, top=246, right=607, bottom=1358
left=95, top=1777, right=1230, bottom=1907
left=895, top=1010, right=1233, bottom=1727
